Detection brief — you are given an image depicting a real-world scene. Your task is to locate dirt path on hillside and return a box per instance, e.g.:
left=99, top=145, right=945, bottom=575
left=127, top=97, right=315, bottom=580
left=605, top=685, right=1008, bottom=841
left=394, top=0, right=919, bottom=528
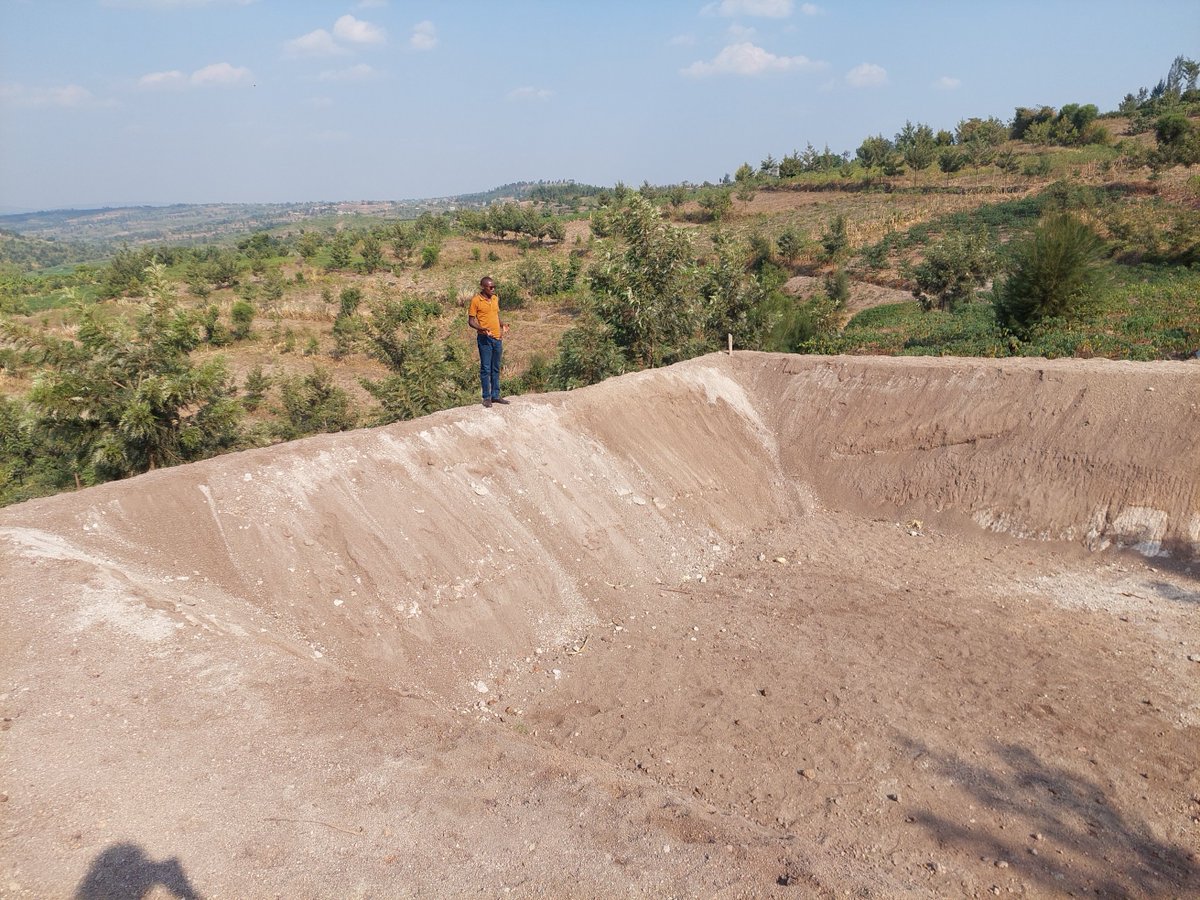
left=783, top=274, right=914, bottom=315
left=1, top=353, right=1197, bottom=898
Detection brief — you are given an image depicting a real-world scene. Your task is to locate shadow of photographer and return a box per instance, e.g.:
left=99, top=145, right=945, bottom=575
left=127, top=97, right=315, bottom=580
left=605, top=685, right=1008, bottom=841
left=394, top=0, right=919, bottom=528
left=74, top=843, right=201, bottom=900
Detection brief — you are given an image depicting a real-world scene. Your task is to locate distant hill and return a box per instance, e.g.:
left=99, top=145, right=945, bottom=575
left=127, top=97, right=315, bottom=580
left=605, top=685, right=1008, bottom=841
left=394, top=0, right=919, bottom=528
left=0, top=228, right=104, bottom=271
left=0, top=181, right=605, bottom=256
left=0, top=202, right=423, bottom=249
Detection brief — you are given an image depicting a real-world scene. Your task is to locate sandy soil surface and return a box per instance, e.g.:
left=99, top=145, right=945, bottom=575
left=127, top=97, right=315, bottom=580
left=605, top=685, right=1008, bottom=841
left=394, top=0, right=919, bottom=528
left=2, top=352, right=1198, bottom=898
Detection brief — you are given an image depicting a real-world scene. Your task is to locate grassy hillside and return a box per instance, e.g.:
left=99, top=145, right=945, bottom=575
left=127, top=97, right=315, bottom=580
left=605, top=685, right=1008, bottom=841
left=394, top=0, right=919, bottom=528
left=2, top=73, right=1199, bottom=505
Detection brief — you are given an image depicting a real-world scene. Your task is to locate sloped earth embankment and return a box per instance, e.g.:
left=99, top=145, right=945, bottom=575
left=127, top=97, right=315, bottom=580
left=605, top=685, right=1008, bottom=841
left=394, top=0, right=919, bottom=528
left=1, top=353, right=1197, bottom=898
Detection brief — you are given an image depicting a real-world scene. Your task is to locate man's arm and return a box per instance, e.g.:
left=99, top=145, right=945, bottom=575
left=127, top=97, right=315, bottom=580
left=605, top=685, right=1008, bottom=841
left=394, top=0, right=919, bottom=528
left=468, top=315, right=481, bottom=332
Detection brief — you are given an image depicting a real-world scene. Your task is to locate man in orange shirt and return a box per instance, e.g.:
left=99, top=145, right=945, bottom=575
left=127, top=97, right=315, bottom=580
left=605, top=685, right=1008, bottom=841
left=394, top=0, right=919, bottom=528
left=467, top=276, right=510, bottom=408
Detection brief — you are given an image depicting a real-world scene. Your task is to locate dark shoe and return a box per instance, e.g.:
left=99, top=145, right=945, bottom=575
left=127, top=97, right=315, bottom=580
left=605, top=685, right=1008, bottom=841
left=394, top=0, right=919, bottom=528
left=492, top=397, right=510, bottom=405
left=482, top=398, right=492, bottom=408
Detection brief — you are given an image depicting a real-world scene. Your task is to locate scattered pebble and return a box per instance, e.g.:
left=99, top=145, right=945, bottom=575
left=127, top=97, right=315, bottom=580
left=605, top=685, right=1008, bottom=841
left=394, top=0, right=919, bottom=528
left=800, top=769, right=816, bottom=780
left=473, top=681, right=489, bottom=693
left=887, top=793, right=899, bottom=802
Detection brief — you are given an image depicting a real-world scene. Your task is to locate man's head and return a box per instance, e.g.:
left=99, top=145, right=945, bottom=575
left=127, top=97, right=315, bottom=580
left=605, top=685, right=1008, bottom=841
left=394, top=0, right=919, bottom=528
left=480, top=277, right=495, bottom=296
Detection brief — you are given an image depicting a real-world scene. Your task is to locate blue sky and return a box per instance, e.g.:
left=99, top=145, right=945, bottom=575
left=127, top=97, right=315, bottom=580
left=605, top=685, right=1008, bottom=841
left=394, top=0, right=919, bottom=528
left=0, top=0, right=1194, bottom=212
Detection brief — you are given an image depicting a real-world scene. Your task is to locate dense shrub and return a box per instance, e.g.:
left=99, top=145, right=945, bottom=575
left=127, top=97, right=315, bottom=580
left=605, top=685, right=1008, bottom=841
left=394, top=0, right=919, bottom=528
left=995, top=214, right=1106, bottom=333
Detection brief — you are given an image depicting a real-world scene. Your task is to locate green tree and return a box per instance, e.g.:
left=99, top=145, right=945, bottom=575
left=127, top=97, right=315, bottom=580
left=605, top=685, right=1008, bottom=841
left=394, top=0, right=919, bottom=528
left=200, top=305, right=232, bottom=346
left=1154, top=112, right=1200, bottom=164
left=4, top=263, right=242, bottom=481
left=823, top=269, right=851, bottom=308
left=856, top=134, right=896, bottom=178
left=99, top=246, right=152, bottom=298
left=995, top=214, right=1106, bottom=333
left=241, top=365, right=270, bottom=412
left=910, top=230, right=997, bottom=311
left=955, top=117, right=1008, bottom=146
left=359, top=320, right=473, bottom=423
left=389, top=223, right=416, bottom=262
left=697, top=188, right=733, bottom=222
left=901, top=126, right=938, bottom=170
left=550, top=314, right=626, bottom=389
left=326, top=233, right=354, bottom=270
left=0, top=395, right=71, bottom=504
left=295, top=230, right=325, bottom=261
left=938, top=148, right=968, bottom=173
left=588, top=194, right=700, bottom=367
left=700, top=232, right=775, bottom=351
left=820, top=214, right=849, bottom=259
left=776, top=228, right=804, bottom=264
left=276, top=368, right=356, bottom=438
left=338, top=287, right=363, bottom=318
left=359, top=234, right=384, bottom=273
left=262, top=270, right=285, bottom=306
left=230, top=299, right=255, bottom=340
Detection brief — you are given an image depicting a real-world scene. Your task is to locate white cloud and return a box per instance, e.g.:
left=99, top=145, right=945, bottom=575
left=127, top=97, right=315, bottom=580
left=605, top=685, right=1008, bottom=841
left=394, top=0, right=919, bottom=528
left=702, top=0, right=793, bottom=18
left=410, top=20, right=438, bottom=50
left=285, top=28, right=346, bottom=57
left=681, top=42, right=824, bottom=77
left=728, top=23, right=757, bottom=39
left=138, top=63, right=250, bottom=88
left=333, top=14, right=385, bottom=44
left=138, top=70, right=187, bottom=89
left=507, top=86, right=554, bottom=101
left=318, top=64, right=377, bottom=82
left=846, top=62, right=888, bottom=88
left=0, top=83, right=98, bottom=108
left=101, top=0, right=256, bottom=7
left=190, top=62, right=252, bottom=86
left=799, top=2, right=821, bottom=13
left=934, top=75, right=961, bottom=90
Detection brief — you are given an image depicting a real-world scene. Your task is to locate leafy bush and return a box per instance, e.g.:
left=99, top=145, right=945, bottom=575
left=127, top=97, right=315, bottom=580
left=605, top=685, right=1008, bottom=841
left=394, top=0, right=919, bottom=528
left=276, top=368, right=356, bottom=438
left=359, top=322, right=473, bottom=424
left=550, top=315, right=626, bottom=389
left=910, top=230, right=997, bottom=311
left=820, top=214, right=849, bottom=259
left=4, top=262, right=243, bottom=482
left=230, top=299, right=255, bottom=340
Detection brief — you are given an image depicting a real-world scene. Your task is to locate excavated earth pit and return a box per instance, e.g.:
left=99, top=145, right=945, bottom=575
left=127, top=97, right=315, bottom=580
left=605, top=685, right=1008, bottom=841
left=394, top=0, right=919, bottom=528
left=2, top=352, right=1198, bottom=898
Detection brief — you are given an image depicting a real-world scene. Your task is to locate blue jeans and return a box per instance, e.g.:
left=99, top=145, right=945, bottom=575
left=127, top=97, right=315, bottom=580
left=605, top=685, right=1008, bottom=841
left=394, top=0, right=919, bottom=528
left=477, top=333, right=502, bottom=399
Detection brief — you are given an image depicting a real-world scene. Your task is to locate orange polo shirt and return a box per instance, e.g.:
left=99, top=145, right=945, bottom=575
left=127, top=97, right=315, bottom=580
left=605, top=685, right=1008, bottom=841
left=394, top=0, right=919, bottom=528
left=469, top=292, right=502, bottom=338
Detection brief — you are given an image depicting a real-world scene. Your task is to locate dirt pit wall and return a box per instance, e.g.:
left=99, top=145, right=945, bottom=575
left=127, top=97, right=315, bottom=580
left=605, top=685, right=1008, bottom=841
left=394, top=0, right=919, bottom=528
left=3, top=352, right=1197, bottom=694
left=1, top=360, right=792, bottom=699
left=3, top=352, right=1199, bottom=898
left=745, top=353, right=1200, bottom=560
